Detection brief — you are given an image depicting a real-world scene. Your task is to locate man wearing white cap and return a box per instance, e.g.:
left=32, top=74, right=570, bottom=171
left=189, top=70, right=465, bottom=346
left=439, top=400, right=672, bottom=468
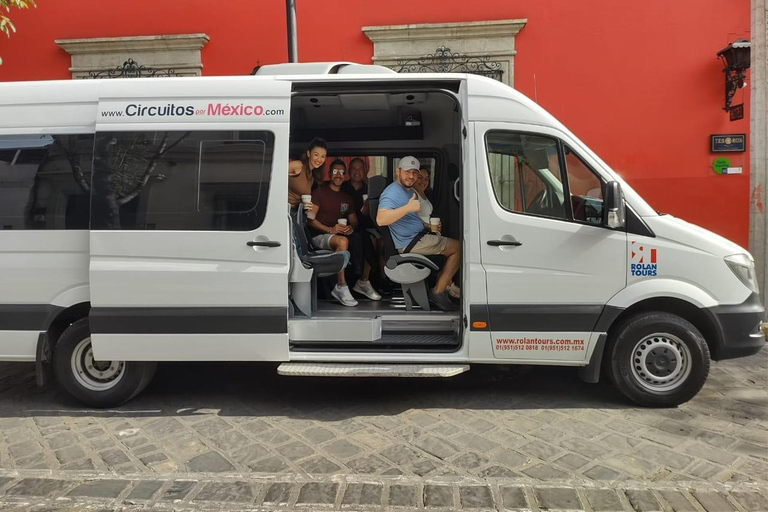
left=376, top=156, right=461, bottom=311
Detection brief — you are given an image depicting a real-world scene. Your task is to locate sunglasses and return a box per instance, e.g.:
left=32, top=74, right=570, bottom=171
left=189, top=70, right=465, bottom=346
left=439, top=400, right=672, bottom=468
left=331, top=169, right=346, bottom=175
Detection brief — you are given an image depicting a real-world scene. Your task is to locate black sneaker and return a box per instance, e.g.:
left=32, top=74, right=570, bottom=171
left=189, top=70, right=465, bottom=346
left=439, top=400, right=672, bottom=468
left=377, top=277, right=395, bottom=296
left=428, top=289, right=460, bottom=311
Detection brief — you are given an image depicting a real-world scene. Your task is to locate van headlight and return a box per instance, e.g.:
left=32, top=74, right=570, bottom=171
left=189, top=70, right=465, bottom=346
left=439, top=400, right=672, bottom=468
left=725, top=254, right=760, bottom=293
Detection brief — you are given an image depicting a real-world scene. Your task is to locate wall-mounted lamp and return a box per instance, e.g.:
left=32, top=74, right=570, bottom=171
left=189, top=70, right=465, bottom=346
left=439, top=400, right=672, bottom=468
left=717, top=38, right=750, bottom=112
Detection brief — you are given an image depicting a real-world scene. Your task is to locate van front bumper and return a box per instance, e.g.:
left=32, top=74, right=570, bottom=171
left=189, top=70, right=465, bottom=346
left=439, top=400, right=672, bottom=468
left=708, top=293, right=766, bottom=360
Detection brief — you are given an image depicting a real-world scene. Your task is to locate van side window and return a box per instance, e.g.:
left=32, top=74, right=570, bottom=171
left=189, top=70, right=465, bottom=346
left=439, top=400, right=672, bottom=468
left=564, top=145, right=604, bottom=225
left=91, top=131, right=274, bottom=231
left=0, top=134, right=93, bottom=230
left=367, top=156, right=389, bottom=179
left=485, top=131, right=566, bottom=220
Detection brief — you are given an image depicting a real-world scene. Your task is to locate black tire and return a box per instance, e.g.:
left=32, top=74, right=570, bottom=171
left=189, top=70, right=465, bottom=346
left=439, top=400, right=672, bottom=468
left=606, top=311, right=710, bottom=407
left=53, top=318, right=157, bottom=408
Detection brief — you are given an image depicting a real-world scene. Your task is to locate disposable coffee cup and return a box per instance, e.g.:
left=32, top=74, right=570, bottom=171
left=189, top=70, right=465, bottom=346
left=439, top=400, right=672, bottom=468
left=338, top=218, right=348, bottom=226
left=301, top=195, right=316, bottom=219
left=429, top=217, right=440, bottom=233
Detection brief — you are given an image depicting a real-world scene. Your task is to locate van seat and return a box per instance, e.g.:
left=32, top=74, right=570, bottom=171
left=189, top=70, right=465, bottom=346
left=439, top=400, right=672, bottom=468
left=293, top=207, right=349, bottom=277
left=290, top=207, right=350, bottom=317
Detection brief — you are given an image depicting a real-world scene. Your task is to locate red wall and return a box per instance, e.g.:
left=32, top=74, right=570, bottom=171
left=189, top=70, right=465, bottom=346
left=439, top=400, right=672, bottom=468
left=0, top=0, right=752, bottom=246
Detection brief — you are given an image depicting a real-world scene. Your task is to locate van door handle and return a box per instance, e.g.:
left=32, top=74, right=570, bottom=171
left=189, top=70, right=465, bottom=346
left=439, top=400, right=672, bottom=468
left=487, top=240, right=522, bottom=247
left=247, top=241, right=281, bottom=247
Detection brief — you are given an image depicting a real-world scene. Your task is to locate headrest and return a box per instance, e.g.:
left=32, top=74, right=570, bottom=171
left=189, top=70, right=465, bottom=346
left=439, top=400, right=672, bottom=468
left=368, top=175, right=387, bottom=200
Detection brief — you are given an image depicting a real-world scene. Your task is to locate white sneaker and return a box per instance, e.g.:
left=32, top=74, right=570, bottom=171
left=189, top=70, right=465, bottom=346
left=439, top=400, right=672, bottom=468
left=332, top=285, right=358, bottom=307
left=447, top=282, right=461, bottom=299
left=352, top=279, right=382, bottom=301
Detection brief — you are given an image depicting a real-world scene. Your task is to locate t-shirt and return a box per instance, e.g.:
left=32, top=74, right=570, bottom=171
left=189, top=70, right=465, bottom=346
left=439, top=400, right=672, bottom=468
left=379, top=182, right=425, bottom=249
left=417, top=194, right=433, bottom=223
left=288, top=167, right=314, bottom=208
left=311, top=185, right=354, bottom=231
left=341, top=181, right=375, bottom=230
left=341, top=181, right=367, bottom=216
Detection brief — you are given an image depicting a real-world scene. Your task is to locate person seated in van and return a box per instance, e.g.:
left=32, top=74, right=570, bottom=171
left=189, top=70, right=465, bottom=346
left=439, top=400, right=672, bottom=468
left=414, top=166, right=460, bottom=300
left=309, top=159, right=382, bottom=306
left=414, top=166, right=433, bottom=224
left=342, top=157, right=394, bottom=296
left=341, top=157, right=369, bottom=219
left=376, top=156, right=461, bottom=312
left=288, top=137, right=327, bottom=218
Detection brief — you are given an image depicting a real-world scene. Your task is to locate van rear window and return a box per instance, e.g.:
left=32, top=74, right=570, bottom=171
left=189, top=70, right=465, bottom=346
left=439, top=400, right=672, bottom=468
left=0, top=134, right=93, bottom=230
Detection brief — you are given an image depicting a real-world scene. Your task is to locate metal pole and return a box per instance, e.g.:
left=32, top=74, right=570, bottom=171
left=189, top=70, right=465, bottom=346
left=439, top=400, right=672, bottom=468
left=286, top=0, right=298, bottom=63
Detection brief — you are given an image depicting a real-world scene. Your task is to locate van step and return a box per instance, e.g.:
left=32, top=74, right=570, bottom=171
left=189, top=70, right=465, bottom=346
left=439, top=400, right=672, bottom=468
left=380, top=314, right=459, bottom=333
left=277, top=363, right=469, bottom=377
left=289, top=317, right=381, bottom=341
left=290, top=333, right=456, bottom=347
left=374, top=333, right=455, bottom=344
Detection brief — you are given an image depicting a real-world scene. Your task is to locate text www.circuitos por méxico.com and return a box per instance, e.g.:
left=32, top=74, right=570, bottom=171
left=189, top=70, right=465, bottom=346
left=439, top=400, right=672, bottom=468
left=100, top=103, right=285, bottom=118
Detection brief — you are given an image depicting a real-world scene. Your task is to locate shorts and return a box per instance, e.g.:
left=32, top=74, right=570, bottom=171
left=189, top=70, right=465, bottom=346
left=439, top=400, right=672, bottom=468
left=399, top=234, right=448, bottom=255
left=312, top=233, right=335, bottom=250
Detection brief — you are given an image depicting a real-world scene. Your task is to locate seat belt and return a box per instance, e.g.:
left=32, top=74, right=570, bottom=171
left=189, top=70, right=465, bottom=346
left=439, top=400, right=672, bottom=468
left=403, top=230, right=430, bottom=254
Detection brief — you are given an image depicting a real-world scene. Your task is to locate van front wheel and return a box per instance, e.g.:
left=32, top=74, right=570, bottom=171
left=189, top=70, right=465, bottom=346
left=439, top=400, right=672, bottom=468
left=607, top=312, right=710, bottom=407
left=53, top=318, right=156, bottom=408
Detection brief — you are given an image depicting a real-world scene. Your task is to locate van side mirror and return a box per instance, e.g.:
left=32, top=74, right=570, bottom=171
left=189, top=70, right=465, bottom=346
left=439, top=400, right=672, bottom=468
left=603, top=181, right=626, bottom=229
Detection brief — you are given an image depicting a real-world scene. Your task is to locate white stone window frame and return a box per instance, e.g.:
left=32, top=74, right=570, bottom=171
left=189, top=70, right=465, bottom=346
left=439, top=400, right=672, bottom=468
left=55, top=34, right=209, bottom=79
left=363, top=20, right=527, bottom=87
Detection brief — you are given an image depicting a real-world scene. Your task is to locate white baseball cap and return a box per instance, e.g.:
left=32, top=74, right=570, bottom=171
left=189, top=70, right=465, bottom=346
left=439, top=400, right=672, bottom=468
left=399, top=156, right=420, bottom=171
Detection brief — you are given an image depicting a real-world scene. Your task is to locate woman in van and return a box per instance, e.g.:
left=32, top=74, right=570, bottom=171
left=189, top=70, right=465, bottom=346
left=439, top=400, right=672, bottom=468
left=414, top=166, right=434, bottom=224
left=414, top=166, right=460, bottom=300
left=288, top=137, right=328, bottom=217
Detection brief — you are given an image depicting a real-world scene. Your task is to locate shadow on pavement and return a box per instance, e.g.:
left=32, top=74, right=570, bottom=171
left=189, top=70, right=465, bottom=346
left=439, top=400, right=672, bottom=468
left=0, top=361, right=632, bottom=419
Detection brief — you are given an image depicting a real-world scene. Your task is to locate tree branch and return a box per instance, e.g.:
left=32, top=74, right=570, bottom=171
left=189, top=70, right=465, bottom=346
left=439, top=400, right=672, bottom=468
left=117, top=132, right=190, bottom=206
left=54, top=136, right=90, bottom=193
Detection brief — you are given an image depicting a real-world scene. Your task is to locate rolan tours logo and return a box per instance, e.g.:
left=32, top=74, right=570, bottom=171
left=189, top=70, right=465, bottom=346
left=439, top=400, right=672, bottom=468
left=631, top=241, right=658, bottom=277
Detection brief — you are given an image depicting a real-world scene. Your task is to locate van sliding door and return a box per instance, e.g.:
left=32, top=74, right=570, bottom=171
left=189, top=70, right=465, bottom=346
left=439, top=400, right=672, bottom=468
left=88, top=79, right=291, bottom=361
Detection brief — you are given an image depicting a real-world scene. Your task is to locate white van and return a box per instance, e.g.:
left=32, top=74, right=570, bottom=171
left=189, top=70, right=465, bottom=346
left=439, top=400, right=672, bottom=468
left=0, top=63, right=763, bottom=408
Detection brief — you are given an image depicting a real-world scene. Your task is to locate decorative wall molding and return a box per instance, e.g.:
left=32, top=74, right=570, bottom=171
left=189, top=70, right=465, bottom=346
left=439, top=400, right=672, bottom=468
left=55, top=34, right=209, bottom=79
left=363, top=20, right=526, bottom=86
left=749, top=0, right=767, bottom=306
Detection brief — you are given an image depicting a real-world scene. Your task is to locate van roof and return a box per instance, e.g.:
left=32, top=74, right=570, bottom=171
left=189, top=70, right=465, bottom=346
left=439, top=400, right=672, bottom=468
left=0, top=66, right=566, bottom=133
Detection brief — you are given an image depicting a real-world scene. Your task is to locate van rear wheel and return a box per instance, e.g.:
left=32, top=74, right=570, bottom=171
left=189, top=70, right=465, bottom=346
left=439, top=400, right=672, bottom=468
left=606, top=312, right=710, bottom=407
left=53, top=318, right=156, bottom=408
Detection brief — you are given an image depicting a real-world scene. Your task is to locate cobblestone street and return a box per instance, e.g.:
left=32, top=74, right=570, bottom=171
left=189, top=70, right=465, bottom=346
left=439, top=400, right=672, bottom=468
left=0, top=348, right=765, bottom=511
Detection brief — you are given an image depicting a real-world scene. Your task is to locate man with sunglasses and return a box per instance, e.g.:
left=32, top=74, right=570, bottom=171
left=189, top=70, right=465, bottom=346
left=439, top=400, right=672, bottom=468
left=309, top=159, right=381, bottom=306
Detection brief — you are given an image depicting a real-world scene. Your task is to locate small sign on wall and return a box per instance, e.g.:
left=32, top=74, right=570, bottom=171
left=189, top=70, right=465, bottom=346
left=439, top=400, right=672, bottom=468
left=711, top=134, right=746, bottom=152
left=730, top=104, right=744, bottom=121
left=712, top=157, right=730, bottom=174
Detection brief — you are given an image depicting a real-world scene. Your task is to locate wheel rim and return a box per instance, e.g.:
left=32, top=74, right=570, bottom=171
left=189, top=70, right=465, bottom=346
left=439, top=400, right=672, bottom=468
left=71, top=337, right=125, bottom=392
left=630, top=332, right=692, bottom=393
